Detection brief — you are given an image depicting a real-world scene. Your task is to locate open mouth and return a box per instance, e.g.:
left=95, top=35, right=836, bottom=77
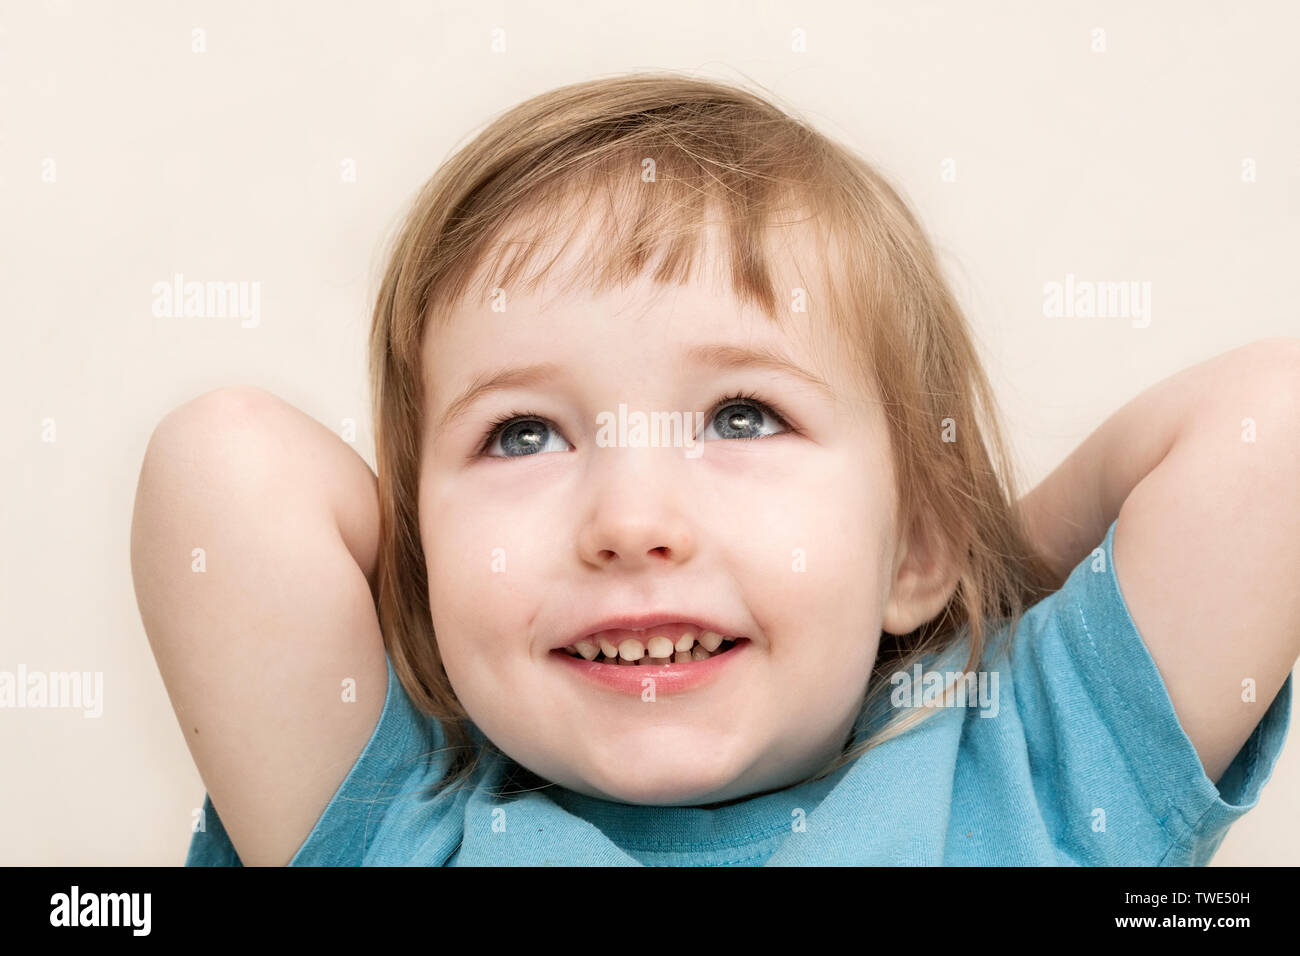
left=555, top=634, right=747, bottom=665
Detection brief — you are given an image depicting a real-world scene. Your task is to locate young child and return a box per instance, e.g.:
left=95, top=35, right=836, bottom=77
left=131, top=72, right=1297, bottom=866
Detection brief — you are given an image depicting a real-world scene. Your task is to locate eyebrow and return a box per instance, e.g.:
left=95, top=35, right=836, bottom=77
left=435, top=343, right=834, bottom=436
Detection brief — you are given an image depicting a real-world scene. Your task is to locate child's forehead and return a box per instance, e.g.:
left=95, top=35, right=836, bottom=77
left=421, top=184, right=868, bottom=404
left=449, top=175, right=838, bottom=316
left=421, top=267, right=871, bottom=443
left=431, top=245, right=843, bottom=374
left=446, top=204, right=834, bottom=332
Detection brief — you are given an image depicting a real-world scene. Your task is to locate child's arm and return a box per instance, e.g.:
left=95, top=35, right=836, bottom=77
left=1016, top=337, right=1300, bottom=785
left=130, top=386, right=387, bottom=866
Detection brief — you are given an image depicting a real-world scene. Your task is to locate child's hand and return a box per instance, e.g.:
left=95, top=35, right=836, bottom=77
left=129, top=386, right=386, bottom=866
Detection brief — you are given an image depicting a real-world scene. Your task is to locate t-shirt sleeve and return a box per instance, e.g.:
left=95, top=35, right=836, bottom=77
left=184, top=649, right=448, bottom=866
left=1007, top=517, right=1293, bottom=865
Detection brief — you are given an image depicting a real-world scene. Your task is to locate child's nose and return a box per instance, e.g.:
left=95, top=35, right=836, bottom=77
left=574, top=455, right=697, bottom=569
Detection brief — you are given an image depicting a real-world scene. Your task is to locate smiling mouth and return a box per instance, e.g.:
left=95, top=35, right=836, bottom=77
left=556, top=636, right=746, bottom=665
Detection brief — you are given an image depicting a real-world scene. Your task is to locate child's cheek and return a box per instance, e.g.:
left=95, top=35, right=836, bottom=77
left=422, top=464, right=571, bottom=655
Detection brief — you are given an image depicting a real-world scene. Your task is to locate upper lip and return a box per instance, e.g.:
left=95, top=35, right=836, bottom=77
left=550, top=611, right=747, bottom=651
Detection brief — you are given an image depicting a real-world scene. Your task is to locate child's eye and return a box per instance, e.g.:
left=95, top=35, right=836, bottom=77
left=476, top=391, right=795, bottom=459
left=697, top=391, right=792, bottom=443
left=477, top=413, right=572, bottom=459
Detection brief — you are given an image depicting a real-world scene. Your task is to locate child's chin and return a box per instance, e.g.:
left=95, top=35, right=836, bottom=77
left=576, top=751, right=751, bottom=807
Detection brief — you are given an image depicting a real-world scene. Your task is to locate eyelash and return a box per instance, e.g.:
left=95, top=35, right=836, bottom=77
left=474, top=390, right=797, bottom=458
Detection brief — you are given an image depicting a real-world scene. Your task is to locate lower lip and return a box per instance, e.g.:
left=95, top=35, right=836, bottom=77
left=551, top=639, right=751, bottom=695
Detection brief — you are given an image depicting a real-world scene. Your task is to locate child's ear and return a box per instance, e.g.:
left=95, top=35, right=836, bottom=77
left=881, top=508, right=962, bottom=636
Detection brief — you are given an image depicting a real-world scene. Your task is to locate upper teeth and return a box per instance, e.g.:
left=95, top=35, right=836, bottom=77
left=562, top=628, right=736, bottom=663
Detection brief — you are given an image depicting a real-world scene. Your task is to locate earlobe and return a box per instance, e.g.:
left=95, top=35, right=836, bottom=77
left=880, top=510, right=961, bottom=636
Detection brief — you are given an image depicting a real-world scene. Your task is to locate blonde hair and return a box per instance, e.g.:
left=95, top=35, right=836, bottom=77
left=367, top=71, right=1058, bottom=797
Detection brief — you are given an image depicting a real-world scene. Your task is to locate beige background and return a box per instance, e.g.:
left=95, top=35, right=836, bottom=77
left=2, top=0, right=1297, bottom=865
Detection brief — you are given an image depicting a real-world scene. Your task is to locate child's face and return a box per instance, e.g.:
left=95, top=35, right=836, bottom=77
left=418, top=242, right=903, bottom=806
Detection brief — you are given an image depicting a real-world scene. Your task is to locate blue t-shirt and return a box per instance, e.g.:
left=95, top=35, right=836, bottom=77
left=186, top=518, right=1293, bottom=865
